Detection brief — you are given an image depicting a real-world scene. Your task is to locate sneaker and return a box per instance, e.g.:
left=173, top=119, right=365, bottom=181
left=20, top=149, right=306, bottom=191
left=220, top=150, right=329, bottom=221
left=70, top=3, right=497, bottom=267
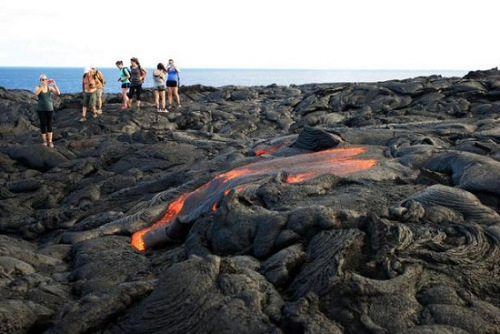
left=96, top=109, right=103, bottom=114
left=42, top=141, right=48, bottom=146
left=79, top=117, right=87, bottom=122
left=93, top=113, right=98, bottom=118
left=48, top=142, right=54, bottom=148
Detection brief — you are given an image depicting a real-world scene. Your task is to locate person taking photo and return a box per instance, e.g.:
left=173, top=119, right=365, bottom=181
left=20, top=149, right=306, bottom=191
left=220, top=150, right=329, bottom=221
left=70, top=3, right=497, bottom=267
left=34, top=74, right=60, bottom=147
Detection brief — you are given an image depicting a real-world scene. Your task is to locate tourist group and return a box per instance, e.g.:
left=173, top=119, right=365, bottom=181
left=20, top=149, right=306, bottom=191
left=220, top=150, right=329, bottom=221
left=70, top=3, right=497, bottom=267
left=34, top=57, right=182, bottom=146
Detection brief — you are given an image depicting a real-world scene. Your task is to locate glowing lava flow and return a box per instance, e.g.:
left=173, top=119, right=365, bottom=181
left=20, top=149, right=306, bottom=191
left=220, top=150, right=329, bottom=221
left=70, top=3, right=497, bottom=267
left=253, top=145, right=283, bottom=156
left=131, top=147, right=377, bottom=251
left=131, top=193, right=188, bottom=252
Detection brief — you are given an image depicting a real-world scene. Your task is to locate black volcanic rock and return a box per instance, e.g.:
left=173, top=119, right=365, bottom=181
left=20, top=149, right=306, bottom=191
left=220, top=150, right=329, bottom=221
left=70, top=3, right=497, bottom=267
left=0, top=69, right=499, bottom=334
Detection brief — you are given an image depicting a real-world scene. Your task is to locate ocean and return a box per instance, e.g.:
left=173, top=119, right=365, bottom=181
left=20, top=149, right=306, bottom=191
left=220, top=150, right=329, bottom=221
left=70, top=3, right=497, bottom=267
left=0, top=67, right=468, bottom=94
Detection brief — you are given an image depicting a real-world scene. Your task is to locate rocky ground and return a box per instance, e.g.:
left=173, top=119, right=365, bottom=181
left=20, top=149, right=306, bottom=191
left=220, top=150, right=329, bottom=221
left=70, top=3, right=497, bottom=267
left=0, top=69, right=499, bottom=334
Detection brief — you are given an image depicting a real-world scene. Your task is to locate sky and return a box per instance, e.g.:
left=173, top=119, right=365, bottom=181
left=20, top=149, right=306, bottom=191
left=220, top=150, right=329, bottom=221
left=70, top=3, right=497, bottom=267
left=0, top=0, right=498, bottom=70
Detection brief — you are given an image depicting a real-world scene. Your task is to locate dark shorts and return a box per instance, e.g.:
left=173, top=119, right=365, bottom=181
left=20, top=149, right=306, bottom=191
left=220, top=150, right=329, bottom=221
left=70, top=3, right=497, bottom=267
left=121, top=83, right=130, bottom=89
left=166, top=80, right=178, bottom=88
left=155, top=85, right=166, bottom=92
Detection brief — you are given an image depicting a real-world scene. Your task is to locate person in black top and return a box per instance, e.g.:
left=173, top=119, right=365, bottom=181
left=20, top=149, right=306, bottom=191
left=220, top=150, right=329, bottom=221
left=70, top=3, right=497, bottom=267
left=34, top=74, right=60, bottom=147
left=128, top=57, right=148, bottom=109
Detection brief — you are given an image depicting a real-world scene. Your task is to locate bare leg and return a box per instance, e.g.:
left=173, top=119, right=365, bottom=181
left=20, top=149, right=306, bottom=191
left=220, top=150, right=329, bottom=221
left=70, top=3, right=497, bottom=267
left=173, top=87, right=181, bottom=107
left=121, top=88, right=129, bottom=108
left=41, top=133, right=47, bottom=145
left=167, top=87, right=173, bottom=106
left=161, top=91, right=166, bottom=109
left=47, top=132, right=54, bottom=147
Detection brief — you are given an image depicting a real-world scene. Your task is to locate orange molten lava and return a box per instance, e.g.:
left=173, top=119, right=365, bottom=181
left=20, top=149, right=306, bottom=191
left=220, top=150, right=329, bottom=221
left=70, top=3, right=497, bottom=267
left=254, top=145, right=283, bottom=156
left=131, top=147, right=377, bottom=251
left=285, top=172, right=317, bottom=184
left=131, top=193, right=189, bottom=251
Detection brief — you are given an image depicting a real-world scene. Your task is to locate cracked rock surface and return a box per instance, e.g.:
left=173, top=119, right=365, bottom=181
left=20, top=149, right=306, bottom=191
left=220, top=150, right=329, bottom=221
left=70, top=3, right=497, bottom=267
left=0, top=69, right=499, bottom=333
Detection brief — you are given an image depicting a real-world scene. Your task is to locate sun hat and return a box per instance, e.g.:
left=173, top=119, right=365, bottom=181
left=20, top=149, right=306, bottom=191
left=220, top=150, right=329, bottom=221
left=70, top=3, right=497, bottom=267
left=83, top=66, right=91, bottom=73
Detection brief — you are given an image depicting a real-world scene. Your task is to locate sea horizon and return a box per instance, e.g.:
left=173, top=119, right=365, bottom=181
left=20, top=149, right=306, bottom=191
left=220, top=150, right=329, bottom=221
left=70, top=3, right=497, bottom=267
left=0, top=66, right=469, bottom=94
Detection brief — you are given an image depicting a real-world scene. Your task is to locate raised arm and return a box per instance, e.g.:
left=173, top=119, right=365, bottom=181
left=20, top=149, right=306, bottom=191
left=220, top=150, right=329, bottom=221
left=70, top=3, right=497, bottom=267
left=49, top=80, right=61, bottom=95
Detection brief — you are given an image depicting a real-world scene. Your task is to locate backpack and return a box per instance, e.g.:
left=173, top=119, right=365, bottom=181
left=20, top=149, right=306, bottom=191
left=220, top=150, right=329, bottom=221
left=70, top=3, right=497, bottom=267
left=95, top=70, right=105, bottom=85
left=122, top=67, right=130, bottom=79
left=139, top=67, right=147, bottom=82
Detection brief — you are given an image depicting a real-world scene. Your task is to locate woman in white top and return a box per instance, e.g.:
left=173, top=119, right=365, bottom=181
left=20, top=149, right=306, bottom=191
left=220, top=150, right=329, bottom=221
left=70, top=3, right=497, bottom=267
left=153, top=63, right=168, bottom=112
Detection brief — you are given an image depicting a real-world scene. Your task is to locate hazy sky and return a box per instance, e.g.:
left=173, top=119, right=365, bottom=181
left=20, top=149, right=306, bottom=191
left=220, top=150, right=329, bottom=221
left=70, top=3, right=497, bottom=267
left=1, top=0, right=498, bottom=70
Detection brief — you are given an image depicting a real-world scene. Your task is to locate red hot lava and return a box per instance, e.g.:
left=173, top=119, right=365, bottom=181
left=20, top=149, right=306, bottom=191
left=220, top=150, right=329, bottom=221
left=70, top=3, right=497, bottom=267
left=253, top=145, right=284, bottom=156
left=131, top=147, right=377, bottom=251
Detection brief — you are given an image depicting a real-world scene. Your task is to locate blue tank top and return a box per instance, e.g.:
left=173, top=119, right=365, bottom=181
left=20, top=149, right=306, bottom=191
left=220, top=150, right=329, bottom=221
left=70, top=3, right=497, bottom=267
left=167, top=68, right=178, bottom=81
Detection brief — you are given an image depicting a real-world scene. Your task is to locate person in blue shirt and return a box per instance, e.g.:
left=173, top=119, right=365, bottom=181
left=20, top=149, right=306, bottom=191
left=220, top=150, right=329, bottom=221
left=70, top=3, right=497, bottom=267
left=166, top=59, right=181, bottom=108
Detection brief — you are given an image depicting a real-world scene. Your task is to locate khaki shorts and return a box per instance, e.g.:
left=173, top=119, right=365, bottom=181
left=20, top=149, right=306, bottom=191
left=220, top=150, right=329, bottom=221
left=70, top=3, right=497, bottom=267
left=83, top=91, right=97, bottom=109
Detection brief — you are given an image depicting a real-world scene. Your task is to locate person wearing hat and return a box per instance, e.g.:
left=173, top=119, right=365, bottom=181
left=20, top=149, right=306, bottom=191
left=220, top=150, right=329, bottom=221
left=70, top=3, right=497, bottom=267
left=128, top=57, right=148, bottom=109
left=80, top=67, right=98, bottom=122
left=34, top=74, right=60, bottom=147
